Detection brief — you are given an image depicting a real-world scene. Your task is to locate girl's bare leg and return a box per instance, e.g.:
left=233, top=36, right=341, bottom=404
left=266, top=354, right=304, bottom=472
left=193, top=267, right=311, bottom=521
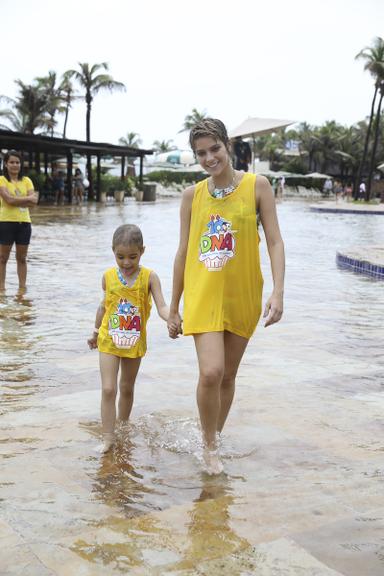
left=118, top=357, right=141, bottom=421
left=98, top=352, right=120, bottom=452
left=217, top=331, right=249, bottom=433
left=0, top=244, right=12, bottom=290
left=15, top=244, right=29, bottom=290
left=194, top=332, right=225, bottom=474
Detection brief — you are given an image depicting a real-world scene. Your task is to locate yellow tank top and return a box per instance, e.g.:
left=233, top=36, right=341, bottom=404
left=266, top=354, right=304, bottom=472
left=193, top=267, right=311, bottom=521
left=98, top=266, right=152, bottom=358
left=183, top=173, right=263, bottom=339
left=0, top=176, right=33, bottom=223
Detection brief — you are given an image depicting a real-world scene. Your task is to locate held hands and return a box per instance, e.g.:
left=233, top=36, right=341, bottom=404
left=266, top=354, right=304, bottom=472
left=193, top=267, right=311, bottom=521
left=167, top=311, right=183, bottom=339
left=263, top=292, right=283, bottom=327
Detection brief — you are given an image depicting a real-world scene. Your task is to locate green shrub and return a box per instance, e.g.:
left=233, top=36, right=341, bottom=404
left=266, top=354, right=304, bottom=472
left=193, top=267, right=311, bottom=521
left=91, top=171, right=134, bottom=196
left=27, top=170, right=48, bottom=192
left=143, top=170, right=205, bottom=186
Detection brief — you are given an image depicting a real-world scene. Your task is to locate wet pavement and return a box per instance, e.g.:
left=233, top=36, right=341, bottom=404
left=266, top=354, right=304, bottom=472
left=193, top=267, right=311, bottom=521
left=1, top=199, right=384, bottom=575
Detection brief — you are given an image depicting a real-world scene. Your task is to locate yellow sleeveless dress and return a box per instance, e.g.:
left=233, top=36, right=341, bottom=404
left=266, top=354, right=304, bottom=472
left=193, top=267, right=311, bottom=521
left=98, top=266, right=152, bottom=358
left=183, top=173, right=263, bottom=339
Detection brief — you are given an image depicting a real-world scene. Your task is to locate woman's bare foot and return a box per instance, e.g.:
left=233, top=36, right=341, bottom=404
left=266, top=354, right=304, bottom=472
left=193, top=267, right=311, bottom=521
left=95, top=432, right=115, bottom=453
left=203, top=447, right=224, bottom=475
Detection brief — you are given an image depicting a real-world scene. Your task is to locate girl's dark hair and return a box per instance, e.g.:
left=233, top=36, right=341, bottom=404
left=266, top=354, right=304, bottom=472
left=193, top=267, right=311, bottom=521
left=112, top=224, right=143, bottom=249
left=189, top=118, right=230, bottom=152
left=3, top=150, right=24, bottom=181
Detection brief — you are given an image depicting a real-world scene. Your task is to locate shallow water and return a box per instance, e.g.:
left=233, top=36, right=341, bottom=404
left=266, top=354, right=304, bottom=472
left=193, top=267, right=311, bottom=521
left=1, top=199, right=384, bottom=575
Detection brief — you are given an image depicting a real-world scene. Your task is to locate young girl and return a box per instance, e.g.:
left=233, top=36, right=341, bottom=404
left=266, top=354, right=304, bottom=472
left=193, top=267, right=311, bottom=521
left=0, top=150, right=38, bottom=291
left=167, top=118, right=285, bottom=474
left=88, top=224, right=170, bottom=453
left=73, top=168, right=84, bottom=205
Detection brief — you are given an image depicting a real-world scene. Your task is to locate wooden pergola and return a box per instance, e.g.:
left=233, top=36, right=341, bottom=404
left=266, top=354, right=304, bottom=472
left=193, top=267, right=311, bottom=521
left=0, top=129, right=153, bottom=202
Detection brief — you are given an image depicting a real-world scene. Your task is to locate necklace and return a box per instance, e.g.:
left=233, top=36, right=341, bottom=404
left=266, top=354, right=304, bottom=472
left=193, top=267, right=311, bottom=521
left=117, top=267, right=139, bottom=287
left=210, top=169, right=236, bottom=199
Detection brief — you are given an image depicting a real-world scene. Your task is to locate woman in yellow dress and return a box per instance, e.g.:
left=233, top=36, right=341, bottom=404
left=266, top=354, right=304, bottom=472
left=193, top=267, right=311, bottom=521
left=167, top=119, right=285, bottom=474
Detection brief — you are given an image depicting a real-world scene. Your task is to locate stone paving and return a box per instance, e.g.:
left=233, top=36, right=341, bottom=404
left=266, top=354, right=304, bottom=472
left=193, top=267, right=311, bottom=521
left=1, top=199, right=384, bottom=575
left=1, top=316, right=384, bottom=575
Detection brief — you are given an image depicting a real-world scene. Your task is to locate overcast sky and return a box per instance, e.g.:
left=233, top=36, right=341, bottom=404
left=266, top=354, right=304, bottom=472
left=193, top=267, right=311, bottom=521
left=1, top=0, right=382, bottom=150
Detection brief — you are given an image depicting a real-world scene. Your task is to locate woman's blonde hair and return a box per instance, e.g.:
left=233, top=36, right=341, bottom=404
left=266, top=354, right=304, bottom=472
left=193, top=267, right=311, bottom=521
left=189, top=118, right=230, bottom=152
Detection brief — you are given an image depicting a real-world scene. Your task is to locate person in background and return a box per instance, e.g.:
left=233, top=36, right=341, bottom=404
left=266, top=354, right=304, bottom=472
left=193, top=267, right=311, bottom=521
left=272, top=177, right=278, bottom=198
left=334, top=179, right=343, bottom=202
left=343, top=182, right=353, bottom=202
left=73, top=168, right=84, bottom=205
left=52, top=168, right=65, bottom=205
left=0, top=150, right=38, bottom=291
left=233, top=136, right=252, bottom=172
left=323, top=177, right=333, bottom=197
left=359, top=181, right=366, bottom=201
left=277, top=176, right=285, bottom=199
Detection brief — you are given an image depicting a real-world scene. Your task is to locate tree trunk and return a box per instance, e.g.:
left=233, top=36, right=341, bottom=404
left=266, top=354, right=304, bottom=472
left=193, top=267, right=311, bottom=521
left=308, top=150, right=313, bottom=171
left=86, top=91, right=92, bottom=142
left=63, top=105, right=69, bottom=138
left=87, top=154, right=93, bottom=200
left=355, top=84, right=378, bottom=199
left=366, top=88, right=384, bottom=201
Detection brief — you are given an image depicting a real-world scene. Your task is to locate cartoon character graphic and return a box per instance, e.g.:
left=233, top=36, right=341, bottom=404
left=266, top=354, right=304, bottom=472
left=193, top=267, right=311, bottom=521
left=199, top=214, right=235, bottom=271
left=108, top=298, right=141, bottom=348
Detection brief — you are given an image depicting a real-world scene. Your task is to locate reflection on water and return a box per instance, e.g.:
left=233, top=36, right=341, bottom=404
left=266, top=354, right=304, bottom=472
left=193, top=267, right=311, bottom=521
left=1, top=200, right=384, bottom=573
left=74, top=456, right=252, bottom=573
left=175, top=476, right=250, bottom=572
left=0, top=290, right=39, bottom=414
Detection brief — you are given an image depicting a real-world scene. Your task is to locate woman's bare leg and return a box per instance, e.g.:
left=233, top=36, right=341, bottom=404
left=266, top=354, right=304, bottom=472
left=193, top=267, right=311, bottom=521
left=194, top=332, right=225, bottom=447
left=118, top=357, right=141, bottom=421
left=98, top=352, right=120, bottom=452
left=0, top=244, right=12, bottom=290
left=217, top=331, right=249, bottom=433
left=194, top=333, right=225, bottom=474
left=15, top=244, right=29, bottom=289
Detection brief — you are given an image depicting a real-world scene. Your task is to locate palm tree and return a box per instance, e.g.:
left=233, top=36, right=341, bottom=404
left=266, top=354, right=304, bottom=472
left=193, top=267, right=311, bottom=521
left=119, top=132, right=142, bottom=177
left=333, top=125, right=363, bottom=180
left=0, top=96, right=26, bottom=131
left=35, top=71, right=66, bottom=136
left=66, top=62, right=125, bottom=198
left=119, top=132, right=142, bottom=148
left=66, top=62, right=126, bottom=142
left=0, top=80, right=50, bottom=133
left=366, top=80, right=384, bottom=199
left=152, top=139, right=175, bottom=152
left=59, top=72, right=76, bottom=139
left=180, top=108, right=207, bottom=132
left=296, top=122, right=318, bottom=172
left=355, top=36, right=384, bottom=199
left=312, top=121, right=343, bottom=174
left=262, top=134, right=284, bottom=169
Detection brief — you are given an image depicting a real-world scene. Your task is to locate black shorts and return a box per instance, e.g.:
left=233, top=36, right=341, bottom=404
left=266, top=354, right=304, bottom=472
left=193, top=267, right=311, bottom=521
left=0, top=222, right=32, bottom=246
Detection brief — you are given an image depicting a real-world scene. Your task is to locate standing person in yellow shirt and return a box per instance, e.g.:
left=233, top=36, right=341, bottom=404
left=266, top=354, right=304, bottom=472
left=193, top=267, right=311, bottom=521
left=87, top=224, right=172, bottom=453
left=167, top=118, right=285, bottom=474
left=0, top=150, right=38, bottom=291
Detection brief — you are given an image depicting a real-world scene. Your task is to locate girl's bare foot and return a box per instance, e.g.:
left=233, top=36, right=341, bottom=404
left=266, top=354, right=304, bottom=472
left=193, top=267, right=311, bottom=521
left=95, top=432, right=115, bottom=453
